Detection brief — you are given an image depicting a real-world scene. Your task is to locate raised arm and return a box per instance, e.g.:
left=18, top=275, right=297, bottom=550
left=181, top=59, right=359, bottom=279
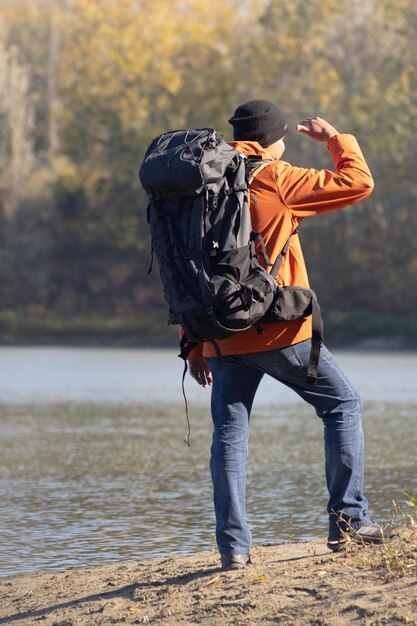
left=275, top=117, right=374, bottom=217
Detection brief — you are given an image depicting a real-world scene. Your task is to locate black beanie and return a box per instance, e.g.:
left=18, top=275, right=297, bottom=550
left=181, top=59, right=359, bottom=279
left=228, top=99, right=287, bottom=147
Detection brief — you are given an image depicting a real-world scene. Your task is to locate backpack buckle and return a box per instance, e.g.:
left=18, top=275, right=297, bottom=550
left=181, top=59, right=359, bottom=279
left=206, top=189, right=218, bottom=211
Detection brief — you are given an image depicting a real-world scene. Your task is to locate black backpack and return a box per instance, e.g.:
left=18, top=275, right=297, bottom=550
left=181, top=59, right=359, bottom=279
left=139, top=128, right=323, bottom=384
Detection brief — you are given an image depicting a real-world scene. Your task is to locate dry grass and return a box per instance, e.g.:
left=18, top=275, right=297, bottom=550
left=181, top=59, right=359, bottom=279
left=350, top=494, right=417, bottom=580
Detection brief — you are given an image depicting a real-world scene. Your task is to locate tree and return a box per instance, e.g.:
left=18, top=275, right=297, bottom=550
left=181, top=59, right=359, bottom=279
left=0, top=43, right=35, bottom=218
left=0, top=0, right=416, bottom=337
left=252, top=0, right=417, bottom=317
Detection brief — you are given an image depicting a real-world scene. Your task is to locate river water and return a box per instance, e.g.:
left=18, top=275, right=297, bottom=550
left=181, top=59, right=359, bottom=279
left=0, top=347, right=416, bottom=576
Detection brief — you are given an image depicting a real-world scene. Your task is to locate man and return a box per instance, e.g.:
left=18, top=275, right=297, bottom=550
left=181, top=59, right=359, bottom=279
left=186, top=99, right=396, bottom=571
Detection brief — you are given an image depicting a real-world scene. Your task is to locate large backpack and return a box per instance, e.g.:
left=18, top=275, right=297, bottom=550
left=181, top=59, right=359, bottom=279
left=139, top=128, right=323, bottom=384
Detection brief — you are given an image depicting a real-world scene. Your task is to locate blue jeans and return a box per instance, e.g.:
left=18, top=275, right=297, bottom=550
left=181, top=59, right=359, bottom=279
left=209, top=339, right=370, bottom=555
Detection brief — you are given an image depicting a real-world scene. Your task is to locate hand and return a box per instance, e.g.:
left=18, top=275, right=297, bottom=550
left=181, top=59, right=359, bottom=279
left=188, top=356, right=213, bottom=387
left=296, top=116, right=339, bottom=142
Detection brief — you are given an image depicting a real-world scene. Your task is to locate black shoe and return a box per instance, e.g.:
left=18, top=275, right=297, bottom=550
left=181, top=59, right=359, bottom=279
left=220, top=553, right=251, bottom=571
left=327, top=521, right=399, bottom=552
left=327, top=533, right=351, bottom=552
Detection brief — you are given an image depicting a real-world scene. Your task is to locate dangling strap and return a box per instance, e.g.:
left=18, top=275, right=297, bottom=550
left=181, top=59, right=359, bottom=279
left=306, top=293, right=324, bottom=385
left=181, top=359, right=191, bottom=447
left=251, top=231, right=272, bottom=266
left=270, top=230, right=298, bottom=280
left=178, top=334, right=200, bottom=360
left=210, top=338, right=223, bottom=370
left=147, top=240, right=154, bottom=275
left=178, top=336, right=200, bottom=446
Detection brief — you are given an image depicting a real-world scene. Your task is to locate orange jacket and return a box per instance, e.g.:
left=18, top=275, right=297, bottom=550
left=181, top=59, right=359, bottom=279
left=189, top=133, right=374, bottom=360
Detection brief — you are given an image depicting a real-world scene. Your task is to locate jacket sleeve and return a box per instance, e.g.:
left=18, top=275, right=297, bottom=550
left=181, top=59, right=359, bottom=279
left=274, top=134, right=374, bottom=217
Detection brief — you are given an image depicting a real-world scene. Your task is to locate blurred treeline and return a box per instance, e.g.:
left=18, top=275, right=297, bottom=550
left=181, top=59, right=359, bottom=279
left=0, top=0, right=416, bottom=345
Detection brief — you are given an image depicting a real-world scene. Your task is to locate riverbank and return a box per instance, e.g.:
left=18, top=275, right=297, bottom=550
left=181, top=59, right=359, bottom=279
left=0, top=310, right=416, bottom=348
left=1, top=540, right=417, bottom=626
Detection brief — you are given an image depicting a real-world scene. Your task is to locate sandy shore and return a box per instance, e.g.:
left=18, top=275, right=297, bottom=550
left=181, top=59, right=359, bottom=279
left=1, top=540, right=417, bottom=626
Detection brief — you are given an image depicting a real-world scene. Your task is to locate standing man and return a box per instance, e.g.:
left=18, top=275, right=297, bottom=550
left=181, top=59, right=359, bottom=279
left=188, top=100, right=391, bottom=570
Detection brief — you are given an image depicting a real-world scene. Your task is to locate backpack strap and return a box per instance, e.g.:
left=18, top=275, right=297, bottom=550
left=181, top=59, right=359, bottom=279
left=245, top=158, right=275, bottom=267
left=269, top=230, right=298, bottom=281
left=245, top=156, right=273, bottom=185
left=245, top=155, right=295, bottom=280
left=244, top=154, right=323, bottom=384
left=250, top=231, right=272, bottom=267
left=306, top=293, right=324, bottom=385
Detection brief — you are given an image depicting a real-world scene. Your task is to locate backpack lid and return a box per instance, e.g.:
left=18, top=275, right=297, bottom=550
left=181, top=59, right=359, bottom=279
left=139, top=128, right=239, bottom=199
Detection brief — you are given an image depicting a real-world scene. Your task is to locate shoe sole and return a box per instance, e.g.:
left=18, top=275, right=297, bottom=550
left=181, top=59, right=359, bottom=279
left=327, top=537, right=351, bottom=552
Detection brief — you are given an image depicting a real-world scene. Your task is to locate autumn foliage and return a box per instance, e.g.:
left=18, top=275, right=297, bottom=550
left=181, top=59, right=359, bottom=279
left=0, top=0, right=416, bottom=341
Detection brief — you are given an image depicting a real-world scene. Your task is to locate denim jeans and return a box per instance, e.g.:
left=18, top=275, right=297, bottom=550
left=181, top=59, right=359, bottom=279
left=209, top=339, right=370, bottom=555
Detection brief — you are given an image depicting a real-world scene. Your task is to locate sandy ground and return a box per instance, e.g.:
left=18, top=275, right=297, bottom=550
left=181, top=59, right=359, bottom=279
left=1, top=540, right=417, bottom=626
